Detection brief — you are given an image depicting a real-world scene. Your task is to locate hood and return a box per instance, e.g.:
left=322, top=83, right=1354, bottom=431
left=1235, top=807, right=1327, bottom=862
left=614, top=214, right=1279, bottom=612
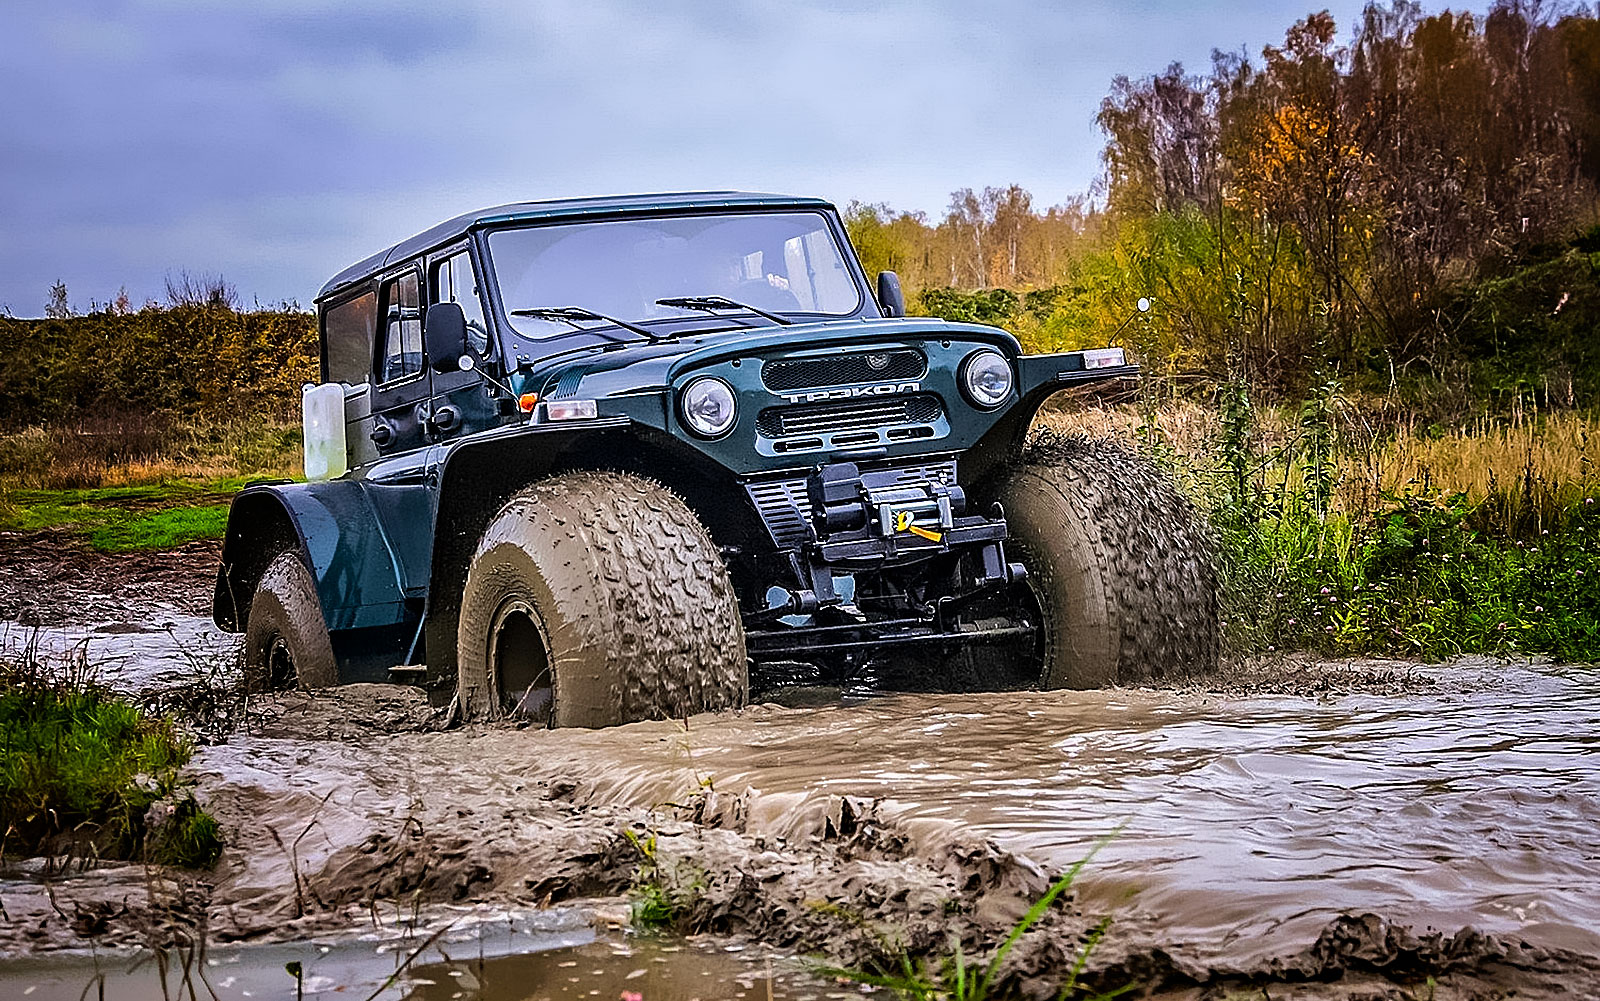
left=520, top=316, right=1022, bottom=402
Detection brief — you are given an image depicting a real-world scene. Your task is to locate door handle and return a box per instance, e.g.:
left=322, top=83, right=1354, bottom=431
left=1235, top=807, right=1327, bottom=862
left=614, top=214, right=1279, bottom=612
left=370, top=421, right=396, bottom=448
left=430, top=405, right=461, bottom=432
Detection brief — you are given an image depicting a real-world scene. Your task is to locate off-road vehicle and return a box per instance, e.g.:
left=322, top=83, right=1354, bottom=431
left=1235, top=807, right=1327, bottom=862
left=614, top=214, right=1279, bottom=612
left=215, top=192, right=1216, bottom=726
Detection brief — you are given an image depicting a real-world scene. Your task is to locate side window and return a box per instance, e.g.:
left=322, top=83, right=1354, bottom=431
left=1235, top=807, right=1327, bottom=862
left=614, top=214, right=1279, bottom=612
left=323, top=290, right=376, bottom=386
left=378, top=271, right=422, bottom=385
left=432, top=252, right=490, bottom=355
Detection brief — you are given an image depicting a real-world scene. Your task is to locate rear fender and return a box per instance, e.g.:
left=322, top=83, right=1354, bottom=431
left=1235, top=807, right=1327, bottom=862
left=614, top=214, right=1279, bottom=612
left=214, top=479, right=432, bottom=641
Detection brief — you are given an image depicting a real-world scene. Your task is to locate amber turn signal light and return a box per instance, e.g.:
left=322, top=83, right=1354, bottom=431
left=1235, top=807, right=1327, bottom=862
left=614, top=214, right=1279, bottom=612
left=518, top=393, right=539, bottom=413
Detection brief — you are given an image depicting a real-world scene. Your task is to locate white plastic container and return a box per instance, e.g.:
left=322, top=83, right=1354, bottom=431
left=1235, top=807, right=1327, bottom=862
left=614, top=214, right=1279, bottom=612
left=301, top=383, right=348, bottom=482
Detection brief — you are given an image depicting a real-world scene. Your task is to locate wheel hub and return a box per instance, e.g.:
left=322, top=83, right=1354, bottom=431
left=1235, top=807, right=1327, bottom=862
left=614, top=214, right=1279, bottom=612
left=488, top=599, right=554, bottom=723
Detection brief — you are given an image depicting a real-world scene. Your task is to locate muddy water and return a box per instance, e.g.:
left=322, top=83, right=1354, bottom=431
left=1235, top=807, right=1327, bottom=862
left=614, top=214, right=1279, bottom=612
left=6, top=923, right=824, bottom=1001
left=1, top=613, right=237, bottom=692
left=517, top=660, right=1600, bottom=966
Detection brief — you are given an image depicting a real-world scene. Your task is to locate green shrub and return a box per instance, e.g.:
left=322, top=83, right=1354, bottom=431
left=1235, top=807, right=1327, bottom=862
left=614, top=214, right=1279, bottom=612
left=0, top=654, right=223, bottom=867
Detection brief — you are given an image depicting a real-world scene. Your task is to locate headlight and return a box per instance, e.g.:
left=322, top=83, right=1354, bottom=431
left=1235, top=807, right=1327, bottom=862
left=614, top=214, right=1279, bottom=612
left=680, top=377, right=738, bottom=438
left=961, top=350, right=1013, bottom=408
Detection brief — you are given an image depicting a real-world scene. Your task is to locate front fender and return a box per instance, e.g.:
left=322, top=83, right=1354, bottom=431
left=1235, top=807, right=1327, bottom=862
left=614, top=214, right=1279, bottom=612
left=962, top=353, right=1140, bottom=486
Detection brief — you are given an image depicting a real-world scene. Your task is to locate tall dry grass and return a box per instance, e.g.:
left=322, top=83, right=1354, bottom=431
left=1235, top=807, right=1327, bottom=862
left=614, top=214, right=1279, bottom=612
left=0, top=415, right=302, bottom=492
left=1038, top=398, right=1600, bottom=530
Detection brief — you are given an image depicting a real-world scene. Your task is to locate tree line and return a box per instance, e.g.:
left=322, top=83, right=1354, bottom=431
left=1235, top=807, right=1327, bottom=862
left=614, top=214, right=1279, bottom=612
left=847, top=1, right=1600, bottom=406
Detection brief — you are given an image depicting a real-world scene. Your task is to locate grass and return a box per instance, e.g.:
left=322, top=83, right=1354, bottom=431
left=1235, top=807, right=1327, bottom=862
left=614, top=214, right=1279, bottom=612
left=0, top=644, right=223, bottom=867
left=0, top=482, right=239, bottom=552
left=623, top=827, right=707, bottom=930
left=0, top=413, right=300, bottom=551
left=1043, top=394, right=1600, bottom=661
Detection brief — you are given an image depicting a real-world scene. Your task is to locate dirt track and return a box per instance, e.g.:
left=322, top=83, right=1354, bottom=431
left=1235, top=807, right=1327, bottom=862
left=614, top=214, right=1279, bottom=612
left=3, top=537, right=1599, bottom=1000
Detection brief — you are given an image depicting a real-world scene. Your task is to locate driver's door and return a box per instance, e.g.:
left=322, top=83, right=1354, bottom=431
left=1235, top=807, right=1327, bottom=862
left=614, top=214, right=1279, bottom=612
left=368, top=267, right=431, bottom=457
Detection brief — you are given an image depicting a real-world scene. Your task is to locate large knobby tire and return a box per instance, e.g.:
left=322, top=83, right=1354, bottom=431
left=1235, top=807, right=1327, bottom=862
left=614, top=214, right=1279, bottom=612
left=993, top=436, right=1219, bottom=688
left=455, top=471, right=748, bottom=728
left=242, top=551, right=340, bottom=693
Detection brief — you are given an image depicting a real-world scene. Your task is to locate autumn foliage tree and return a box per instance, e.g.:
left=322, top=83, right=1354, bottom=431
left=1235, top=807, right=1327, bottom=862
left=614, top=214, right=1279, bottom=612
left=845, top=1, right=1600, bottom=405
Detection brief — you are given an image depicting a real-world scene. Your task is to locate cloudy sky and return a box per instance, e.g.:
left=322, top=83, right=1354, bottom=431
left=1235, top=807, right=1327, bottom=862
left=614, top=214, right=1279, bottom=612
left=1, top=0, right=1380, bottom=316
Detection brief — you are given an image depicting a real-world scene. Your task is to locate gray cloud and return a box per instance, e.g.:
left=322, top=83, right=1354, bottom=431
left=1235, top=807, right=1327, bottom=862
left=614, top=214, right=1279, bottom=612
left=1, top=0, right=1376, bottom=316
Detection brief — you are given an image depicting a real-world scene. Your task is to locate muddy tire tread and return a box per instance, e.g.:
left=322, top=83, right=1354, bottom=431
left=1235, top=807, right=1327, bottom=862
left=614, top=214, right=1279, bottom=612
left=1001, top=436, right=1219, bottom=686
left=456, top=471, right=747, bottom=727
left=241, top=551, right=339, bottom=693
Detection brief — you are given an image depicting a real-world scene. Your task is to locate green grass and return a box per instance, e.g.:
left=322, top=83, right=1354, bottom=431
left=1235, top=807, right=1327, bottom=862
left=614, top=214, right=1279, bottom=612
left=0, top=653, right=223, bottom=867
left=1194, top=384, right=1600, bottom=662
left=87, top=503, right=231, bottom=552
left=623, top=827, right=707, bottom=930
left=1220, top=492, right=1600, bottom=661
left=0, top=478, right=246, bottom=551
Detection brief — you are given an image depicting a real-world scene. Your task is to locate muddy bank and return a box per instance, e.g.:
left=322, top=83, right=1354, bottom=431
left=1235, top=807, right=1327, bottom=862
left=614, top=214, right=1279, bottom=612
left=0, top=534, right=217, bottom=627
left=8, top=678, right=1600, bottom=999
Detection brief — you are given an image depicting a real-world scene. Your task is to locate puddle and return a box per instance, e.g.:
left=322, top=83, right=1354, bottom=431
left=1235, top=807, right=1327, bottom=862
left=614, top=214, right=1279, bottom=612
left=515, top=660, right=1600, bottom=965
left=405, top=937, right=828, bottom=1001
left=1, top=916, right=826, bottom=1001
left=0, top=613, right=238, bottom=693
left=4, top=563, right=1598, bottom=984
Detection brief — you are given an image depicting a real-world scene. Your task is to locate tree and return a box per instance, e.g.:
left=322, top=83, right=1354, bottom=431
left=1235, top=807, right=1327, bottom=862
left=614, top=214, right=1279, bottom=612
left=45, top=280, right=71, bottom=319
left=165, top=271, right=238, bottom=310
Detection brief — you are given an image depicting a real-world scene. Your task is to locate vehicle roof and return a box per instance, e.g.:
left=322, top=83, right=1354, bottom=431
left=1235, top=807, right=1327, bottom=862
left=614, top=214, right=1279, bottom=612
left=317, top=191, right=835, bottom=301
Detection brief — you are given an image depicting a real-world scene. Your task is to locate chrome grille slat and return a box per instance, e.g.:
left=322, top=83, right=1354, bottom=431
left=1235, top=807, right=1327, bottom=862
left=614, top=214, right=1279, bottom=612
left=756, top=394, right=943, bottom=439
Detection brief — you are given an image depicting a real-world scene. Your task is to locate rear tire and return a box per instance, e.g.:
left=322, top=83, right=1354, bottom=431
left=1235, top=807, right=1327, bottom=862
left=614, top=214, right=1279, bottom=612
left=242, top=551, right=339, bottom=692
left=455, top=471, right=748, bottom=728
left=993, top=436, right=1219, bottom=687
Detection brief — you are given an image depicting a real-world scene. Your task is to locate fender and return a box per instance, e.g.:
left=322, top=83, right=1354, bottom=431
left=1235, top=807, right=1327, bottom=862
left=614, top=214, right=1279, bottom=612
left=963, top=353, right=1140, bottom=486
left=214, top=477, right=433, bottom=638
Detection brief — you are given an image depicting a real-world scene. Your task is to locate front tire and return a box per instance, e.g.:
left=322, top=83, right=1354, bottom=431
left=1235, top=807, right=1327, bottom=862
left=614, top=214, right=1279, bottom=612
left=993, top=436, right=1219, bottom=688
left=455, top=471, right=748, bottom=728
left=242, top=551, right=339, bottom=692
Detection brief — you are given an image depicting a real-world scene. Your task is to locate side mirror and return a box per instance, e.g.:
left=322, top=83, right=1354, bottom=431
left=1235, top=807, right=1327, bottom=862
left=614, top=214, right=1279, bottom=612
left=424, top=302, right=470, bottom=373
left=877, top=271, right=906, bottom=318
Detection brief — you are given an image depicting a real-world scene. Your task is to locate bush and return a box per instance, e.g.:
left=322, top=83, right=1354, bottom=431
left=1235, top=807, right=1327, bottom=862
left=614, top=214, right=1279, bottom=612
left=0, top=650, right=223, bottom=867
left=0, top=305, right=316, bottom=430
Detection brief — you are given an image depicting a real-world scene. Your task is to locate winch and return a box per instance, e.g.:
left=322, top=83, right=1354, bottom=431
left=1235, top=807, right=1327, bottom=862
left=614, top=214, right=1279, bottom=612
left=801, top=461, right=1024, bottom=579
left=808, top=461, right=962, bottom=538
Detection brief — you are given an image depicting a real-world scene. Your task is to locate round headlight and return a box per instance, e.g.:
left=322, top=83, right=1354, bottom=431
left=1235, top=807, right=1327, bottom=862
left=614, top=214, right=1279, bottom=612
left=681, top=377, right=738, bottom=438
left=961, top=350, right=1013, bottom=408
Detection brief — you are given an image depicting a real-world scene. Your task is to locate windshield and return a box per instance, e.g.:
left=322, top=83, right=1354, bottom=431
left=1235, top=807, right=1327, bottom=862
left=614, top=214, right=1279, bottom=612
left=487, top=211, right=864, bottom=339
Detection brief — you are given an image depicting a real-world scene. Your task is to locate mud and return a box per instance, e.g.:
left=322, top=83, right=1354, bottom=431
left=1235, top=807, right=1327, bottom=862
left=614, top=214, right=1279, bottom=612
left=0, top=534, right=217, bottom=627
left=3, top=541, right=1600, bottom=999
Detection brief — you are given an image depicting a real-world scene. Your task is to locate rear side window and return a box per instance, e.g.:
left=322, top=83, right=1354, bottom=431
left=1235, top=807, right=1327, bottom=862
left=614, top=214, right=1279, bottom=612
left=323, top=291, right=376, bottom=386
left=378, top=271, right=422, bottom=384
left=433, top=252, right=490, bottom=355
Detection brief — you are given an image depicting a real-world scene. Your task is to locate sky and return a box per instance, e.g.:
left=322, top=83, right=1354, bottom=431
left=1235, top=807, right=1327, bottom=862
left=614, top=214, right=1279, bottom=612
left=0, top=0, right=1383, bottom=316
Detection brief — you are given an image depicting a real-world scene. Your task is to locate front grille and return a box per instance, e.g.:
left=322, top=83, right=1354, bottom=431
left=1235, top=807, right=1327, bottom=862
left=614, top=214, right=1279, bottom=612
left=745, top=459, right=958, bottom=549
left=762, top=350, right=925, bottom=392
left=756, top=394, right=942, bottom=439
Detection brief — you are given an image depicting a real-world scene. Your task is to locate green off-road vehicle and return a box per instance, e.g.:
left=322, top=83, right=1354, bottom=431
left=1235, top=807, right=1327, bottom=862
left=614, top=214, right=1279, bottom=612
left=215, top=192, right=1216, bottom=726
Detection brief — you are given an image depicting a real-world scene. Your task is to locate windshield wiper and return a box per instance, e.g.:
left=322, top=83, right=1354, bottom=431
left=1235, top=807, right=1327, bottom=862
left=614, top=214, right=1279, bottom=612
left=510, top=306, right=665, bottom=341
left=657, top=295, right=793, bottom=326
